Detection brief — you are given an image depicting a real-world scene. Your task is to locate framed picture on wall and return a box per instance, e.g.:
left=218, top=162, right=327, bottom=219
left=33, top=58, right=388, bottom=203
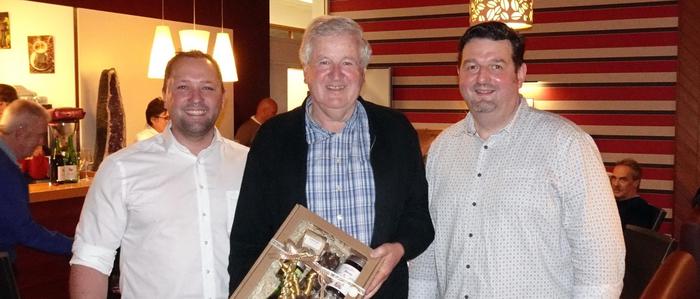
left=27, top=35, right=55, bottom=73
left=0, top=12, right=10, bottom=49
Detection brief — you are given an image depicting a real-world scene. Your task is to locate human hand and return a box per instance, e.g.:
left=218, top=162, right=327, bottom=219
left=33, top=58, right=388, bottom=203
left=363, top=242, right=404, bottom=298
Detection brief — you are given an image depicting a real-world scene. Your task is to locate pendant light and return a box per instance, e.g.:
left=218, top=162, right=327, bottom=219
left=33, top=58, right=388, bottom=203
left=212, top=0, right=238, bottom=82
left=147, top=0, right=176, bottom=79
left=179, top=0, right=210, bottom=52
left=470, top=0, right=534, bottom=30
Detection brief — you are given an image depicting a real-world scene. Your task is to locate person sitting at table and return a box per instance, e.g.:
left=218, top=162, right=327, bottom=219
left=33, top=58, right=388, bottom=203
left=610, top=158, right=663, bottom=229
left=0, top=99, right=73, bottom=261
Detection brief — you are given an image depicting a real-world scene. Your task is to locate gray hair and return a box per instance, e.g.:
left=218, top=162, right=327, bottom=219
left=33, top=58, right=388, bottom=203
left=299, top=15, right=372, bottom=69
left=0, top=99, right=50, bottom=134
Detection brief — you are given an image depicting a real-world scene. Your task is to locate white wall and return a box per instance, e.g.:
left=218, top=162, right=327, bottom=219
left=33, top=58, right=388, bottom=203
left=76, top=9, right=236, bottom=151
left=270, top=0, right=312, bottom=29
left=0, top=0, right=75, bottom=108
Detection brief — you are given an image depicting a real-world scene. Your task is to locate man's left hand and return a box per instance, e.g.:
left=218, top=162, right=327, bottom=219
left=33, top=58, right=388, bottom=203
left=363, top=242, right=405, bottom=298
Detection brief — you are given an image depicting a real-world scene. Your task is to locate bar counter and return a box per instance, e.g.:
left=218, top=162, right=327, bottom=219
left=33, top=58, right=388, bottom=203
left=28, top=178, right=91, bottom=203
left=17, top=179, right=91, bottom=298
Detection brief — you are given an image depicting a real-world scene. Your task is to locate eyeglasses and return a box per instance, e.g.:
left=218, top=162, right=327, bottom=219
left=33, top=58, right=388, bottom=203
left=157, top=115, right=170, bottom=120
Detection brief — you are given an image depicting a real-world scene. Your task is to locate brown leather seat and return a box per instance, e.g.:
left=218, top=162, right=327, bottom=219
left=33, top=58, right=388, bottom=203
left=0, top=251, right=20, bottom=299
left=640, top=250, right=698, bottom=299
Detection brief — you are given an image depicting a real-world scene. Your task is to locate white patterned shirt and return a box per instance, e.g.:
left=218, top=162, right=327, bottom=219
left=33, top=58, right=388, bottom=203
left=408, top=99, right=625, bottom=299
left=305, top=99, right=376, bottom=245
left=71, top=126, right=248, bottom=299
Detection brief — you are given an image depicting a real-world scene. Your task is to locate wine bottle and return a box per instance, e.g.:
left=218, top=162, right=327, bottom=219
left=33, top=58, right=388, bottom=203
left=63, top=134, right=79, bottom=183
left=50, top=138, right=64, bottom=185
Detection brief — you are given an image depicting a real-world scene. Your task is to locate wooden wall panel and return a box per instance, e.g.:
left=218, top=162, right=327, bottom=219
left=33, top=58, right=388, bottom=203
left=331, top=0, right=679, bottom=234
left=674, top=0, right=700, bottom=236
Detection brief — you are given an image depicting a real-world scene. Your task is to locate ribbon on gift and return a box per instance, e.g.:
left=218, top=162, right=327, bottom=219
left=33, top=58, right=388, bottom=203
left=270, top=239, right=366, bottom=298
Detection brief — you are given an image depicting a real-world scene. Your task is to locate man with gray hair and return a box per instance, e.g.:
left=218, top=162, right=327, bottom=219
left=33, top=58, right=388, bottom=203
left=0, top=99, right=73, bottom=261
left=228, top=16, right=434, bottom=298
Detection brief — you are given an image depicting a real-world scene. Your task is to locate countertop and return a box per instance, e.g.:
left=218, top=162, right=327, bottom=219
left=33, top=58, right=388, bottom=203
left=28, top=178, right=92, bottom=203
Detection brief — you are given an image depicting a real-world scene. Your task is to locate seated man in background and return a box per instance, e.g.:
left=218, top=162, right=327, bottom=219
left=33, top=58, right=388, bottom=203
left=135, top=97, right=168, bottom=141
left=0, top=99, right=73, bottom=261
left=0, top=83, right=18, bottom=118
left=233, top=97, right=277, bottom=146
left=611, top=158, right=663, bottom=229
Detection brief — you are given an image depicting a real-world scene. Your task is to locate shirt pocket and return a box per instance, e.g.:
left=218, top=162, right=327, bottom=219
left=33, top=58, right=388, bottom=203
left=226, top=190, right=240, bottom=235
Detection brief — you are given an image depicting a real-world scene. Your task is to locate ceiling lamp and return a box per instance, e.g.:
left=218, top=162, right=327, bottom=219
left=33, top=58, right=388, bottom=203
left=212, top=0, right=238, bottom=82
left=179, top=0, right=210, bottom=52
left=470, top=0, right=534, bottom=30
left=147, top=0, right=175, bottom=79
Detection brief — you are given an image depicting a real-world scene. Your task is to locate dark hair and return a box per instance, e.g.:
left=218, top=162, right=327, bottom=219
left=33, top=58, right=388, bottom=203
left=145, top=97, right=166, bottom=126
left=161, top=50, right=224, bottom=94
left=457, top=21, right=525, bottom=70
left=0, top=84, right=18, bottom=103
left=615, top=158, right=642, bottom=181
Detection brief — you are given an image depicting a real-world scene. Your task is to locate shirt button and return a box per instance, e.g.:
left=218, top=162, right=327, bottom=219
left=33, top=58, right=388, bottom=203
left=204, top=241, right=209, bottom=245
left=466, top=264, right=470, bottom=269
left=336, top=185, right=342, bottom=191
left=206, top=269, right=211, bottom=274
left=469, top=233, right=473, bottom=237
left=472, top=202, right=477, bottom=206
left=483, top=145, right=488, bottom=149
left=464, top=296, right=469, bottom=299
left=199, top=185, right=204, bottom=189
left=477, top=173, right=481, bottom=177
left=202, top=212, right=207, bottom=217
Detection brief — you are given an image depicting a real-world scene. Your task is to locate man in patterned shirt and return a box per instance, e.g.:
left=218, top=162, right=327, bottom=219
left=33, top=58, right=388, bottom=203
left=228, top=16, right=434, bottom=298
left=408, top=21, right=625, bottom=298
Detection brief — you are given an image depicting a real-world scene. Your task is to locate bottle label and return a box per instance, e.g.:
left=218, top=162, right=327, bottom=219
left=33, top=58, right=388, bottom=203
left=64, top=165, right=78, bottom=181
left=328, top=263, right=361, bottom=295
left=56, top=166, right=66, bottom=183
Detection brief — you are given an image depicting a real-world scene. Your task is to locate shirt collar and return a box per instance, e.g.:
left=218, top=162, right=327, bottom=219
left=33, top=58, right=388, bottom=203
left=0, top=138, right=18, bottom=164
left=162, top=123, right=223, bottom=156
left=251, top=116, right=262, bottom=125
left=304, top=96, right=360, bottom=144
left=463, top=96, right=529, bottom=138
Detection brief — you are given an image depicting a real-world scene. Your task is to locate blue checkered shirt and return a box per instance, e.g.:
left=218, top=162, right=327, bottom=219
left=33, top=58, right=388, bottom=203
left=305, top=99, right=376, bottom=245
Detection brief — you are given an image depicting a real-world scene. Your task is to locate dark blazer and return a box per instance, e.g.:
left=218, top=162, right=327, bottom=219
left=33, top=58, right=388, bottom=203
left=0, top=147, right=72, bottom=261
left=228, top=98, right=434, bottom=297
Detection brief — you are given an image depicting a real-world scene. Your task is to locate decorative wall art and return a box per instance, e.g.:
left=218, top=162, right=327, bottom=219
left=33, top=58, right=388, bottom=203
left=0, top=12, right=10, bottom=49
left=28, top=35, right=54, bottom=73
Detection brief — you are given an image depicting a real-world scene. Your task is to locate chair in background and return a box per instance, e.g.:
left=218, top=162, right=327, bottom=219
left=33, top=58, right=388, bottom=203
left=678, top=207, right=700, bottom=297
left=651, top=208, right=667, bottom=231
left=621, top=224, right=677, bottom=299
left=640, top=250, right=698, bottom=299
left=0, top=251, right=20, bottom=299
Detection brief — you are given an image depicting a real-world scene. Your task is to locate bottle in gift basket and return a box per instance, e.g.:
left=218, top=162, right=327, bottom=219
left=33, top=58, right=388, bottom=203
left=325, top=254, right=366, bottom=298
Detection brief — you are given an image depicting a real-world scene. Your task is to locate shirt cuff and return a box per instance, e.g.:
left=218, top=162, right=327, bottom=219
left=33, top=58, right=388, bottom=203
left=70, top=242, right=117, bottom=275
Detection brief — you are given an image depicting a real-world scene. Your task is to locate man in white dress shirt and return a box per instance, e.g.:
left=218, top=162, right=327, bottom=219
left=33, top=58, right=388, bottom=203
left=408, top=22, right=625, bottom=298
left=69, top=51, right=248, bottom=298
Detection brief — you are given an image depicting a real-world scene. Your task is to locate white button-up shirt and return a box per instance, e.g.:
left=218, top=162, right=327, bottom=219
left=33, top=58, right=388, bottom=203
left=409, top=99, right=625, bottom=298
left=71, top=127, right=248, bottom=298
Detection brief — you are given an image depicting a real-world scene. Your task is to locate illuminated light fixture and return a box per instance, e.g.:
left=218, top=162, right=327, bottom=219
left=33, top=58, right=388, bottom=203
left=212, top=0, right=238, bottom=82
left=470, top=0, right=534, bottom=30
left=147, top=0, right=176, bottom=79
left=179, top=0, right=210, bottom=52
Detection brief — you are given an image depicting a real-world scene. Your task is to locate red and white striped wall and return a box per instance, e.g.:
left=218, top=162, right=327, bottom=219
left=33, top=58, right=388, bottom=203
left=331, top=0, right=678, bottom=234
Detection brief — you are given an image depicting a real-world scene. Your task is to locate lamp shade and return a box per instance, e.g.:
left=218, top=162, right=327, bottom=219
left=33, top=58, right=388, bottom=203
left=470, top=0, right=533, bottom=30
left=147, top=25, right=176, bottom=79
left=179, top=29, right=210, bottom=52
left=212, top=32, right=238, bottom=82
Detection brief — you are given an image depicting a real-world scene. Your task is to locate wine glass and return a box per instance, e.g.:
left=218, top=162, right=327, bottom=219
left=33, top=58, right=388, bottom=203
left=79, top=149, right=94, bottom=180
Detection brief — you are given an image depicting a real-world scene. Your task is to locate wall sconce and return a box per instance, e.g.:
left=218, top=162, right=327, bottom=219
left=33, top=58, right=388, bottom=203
left=470, top=0, right=534, bottom=30
left=212, top=0, right=238, bottom=82
left=147, top=0, right=175, bottom=79
left=179, top=0, right=210, bottom=52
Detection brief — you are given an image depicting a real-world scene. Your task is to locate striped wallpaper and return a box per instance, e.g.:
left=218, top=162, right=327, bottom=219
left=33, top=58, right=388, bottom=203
left=331, top=0, right=678, bottom=233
